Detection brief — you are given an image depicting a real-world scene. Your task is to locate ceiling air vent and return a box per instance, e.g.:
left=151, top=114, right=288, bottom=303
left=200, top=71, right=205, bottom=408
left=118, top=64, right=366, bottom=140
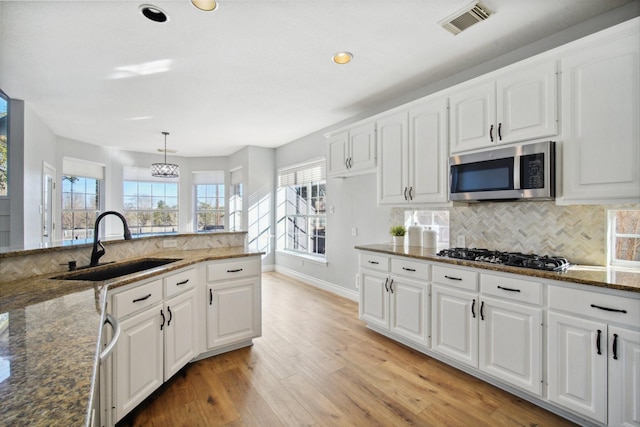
left=439, top=1, right=492, bottom=35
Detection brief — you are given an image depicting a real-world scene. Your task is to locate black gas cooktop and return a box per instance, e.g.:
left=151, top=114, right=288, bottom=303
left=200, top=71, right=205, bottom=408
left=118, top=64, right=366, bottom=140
left=437, top=248, right=571, bottom=272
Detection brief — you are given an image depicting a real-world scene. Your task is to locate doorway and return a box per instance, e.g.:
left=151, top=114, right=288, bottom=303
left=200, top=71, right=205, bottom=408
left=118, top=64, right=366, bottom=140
left=42, top=162, right=56, bottom=246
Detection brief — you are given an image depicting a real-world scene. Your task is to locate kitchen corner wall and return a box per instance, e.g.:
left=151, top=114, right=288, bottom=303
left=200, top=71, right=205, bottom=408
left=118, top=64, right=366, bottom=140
left=393, top=202, right=640, bottom=266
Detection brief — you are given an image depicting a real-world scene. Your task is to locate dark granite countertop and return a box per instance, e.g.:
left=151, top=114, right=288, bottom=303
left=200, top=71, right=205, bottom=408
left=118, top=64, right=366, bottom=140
left=355, top=244, right=640, bottom=294
left=0, top=247, right=262, bottom=427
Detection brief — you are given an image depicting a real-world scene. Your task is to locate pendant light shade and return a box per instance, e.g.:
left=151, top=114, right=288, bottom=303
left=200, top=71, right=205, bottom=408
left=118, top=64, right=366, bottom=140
left=191, top=0, right=217, bottom=11
left=151, top=132, right=179, bottom=178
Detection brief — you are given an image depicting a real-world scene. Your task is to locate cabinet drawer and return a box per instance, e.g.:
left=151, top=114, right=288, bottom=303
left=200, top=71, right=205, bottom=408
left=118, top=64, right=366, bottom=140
left=432, top=265, right=478, bottom=291
left=391, top=257, right=429, bottom=280
left=548, top=285, right=640, bottom=328
left=112, top=279, right=163, bottom=318
left=207, top=258, right=261, bottom=282
left=360, top=253, right=389, bottom=272
left=164, top=268, right=197, bottom=298
left=481, top=273, right=542, bottom=305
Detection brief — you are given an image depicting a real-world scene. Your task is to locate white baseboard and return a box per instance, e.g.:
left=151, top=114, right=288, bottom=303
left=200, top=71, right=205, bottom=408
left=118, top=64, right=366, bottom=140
left=261, top=263, right=275, bottom=272
left=273, top=265, right=359, bottom=302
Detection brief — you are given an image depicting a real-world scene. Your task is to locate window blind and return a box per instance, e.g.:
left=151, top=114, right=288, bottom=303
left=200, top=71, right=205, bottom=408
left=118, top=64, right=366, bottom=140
left=193, top=170, right=224, bottom=184
left=230, top=168, right=243, bottom=185
left=63, top=157, right=105, bottom=180
left=278, top=159, right=326, bottom=187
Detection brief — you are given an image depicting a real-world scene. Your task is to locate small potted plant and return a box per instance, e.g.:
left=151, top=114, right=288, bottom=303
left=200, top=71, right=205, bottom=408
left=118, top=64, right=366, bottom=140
left=390, top=225, right=406, bottom=246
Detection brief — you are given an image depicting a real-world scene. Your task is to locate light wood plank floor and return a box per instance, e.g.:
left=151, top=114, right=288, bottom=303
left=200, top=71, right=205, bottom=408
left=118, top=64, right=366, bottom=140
left=117, top=272, right=576, bottom=427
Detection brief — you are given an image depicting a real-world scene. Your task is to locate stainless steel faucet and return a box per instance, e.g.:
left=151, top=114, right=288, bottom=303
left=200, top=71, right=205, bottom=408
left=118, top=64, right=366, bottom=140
left=90, top=211, right=132, bottom=267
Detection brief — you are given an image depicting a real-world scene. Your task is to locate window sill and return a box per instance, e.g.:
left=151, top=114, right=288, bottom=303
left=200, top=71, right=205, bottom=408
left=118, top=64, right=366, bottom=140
left=276, top=250, right=327, bottom=266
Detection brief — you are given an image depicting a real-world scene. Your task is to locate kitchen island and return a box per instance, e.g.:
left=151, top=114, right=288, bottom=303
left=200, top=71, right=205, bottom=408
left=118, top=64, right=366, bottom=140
left=0, top=245, right=262, bottom=427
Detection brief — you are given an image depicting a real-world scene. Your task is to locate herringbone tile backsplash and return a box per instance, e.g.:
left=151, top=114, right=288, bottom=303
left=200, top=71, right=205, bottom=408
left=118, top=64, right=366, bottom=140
left=394, top=202, right=639, bottom=266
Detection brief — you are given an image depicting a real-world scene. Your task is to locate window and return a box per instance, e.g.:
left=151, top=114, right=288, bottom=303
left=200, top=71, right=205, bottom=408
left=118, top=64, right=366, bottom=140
left=277, top=159, right=326, bottom=257
left=404, top=210, right=450, bottom=248
left=194, top=171, right=225, bottom=232
left=609, top=209, right=640, bottom=268
left=229, top=168, right=243, bottom=231
left=0, top=89, right=8, bottom=196
left=123, top=167, right=178, bottom=236
left=61, top=176, right=100, bottom=243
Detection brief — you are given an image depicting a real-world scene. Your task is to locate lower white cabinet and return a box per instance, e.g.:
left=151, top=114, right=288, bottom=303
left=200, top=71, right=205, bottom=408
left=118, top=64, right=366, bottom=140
left=108, top=267, right=201, bottom=424
left=547, top=285, right=640, bottom=426
left=359, top=253, right=430, bottom=348
left=205, top=257, right=262, bottom=351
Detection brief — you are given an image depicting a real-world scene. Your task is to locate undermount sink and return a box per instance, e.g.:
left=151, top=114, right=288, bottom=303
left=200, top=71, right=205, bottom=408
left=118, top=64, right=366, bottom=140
left=52, top=258, right=182, bottom=281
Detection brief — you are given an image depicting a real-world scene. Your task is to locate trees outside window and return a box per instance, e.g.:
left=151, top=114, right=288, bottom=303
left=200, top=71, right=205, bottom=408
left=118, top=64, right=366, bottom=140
left=609, top=210, right=640, bottom=267
left=123, top=180, right=178, bottom=236
left=61, top=175, right=100, bottom=242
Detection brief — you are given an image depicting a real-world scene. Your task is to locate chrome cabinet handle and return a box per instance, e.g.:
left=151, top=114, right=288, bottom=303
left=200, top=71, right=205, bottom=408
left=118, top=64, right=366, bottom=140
left=100, top=314, right=121, bottom=362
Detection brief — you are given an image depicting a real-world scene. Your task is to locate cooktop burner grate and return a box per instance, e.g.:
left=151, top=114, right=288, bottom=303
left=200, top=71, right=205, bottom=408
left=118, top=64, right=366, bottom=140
left=437, top=248, right=571, bottom=272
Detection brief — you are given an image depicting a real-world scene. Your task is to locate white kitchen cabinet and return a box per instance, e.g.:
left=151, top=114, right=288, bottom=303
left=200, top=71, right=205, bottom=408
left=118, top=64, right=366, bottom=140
left=431, top=284, right=478, bottom=367
left=547, top=285, right=640, bottom=425
left=359, top=253, right=430, bottom=347
left=109, top=267, right=200, bottom=423
left=479, top=296, right=542, bottom=396
left=327, top=122, right=376, bottom=178
left=607, top=326, right=640, bottom=427
left=205, top=257, right=262, bottom=351
left=479, top=274, right=543, bottom=396
left=449, top=60, right=557, bottom=154
left=114, top=302, right=164, bottom=422
left=547, top=311, right=607, bottom=423
left=378, top=96, right=449, bottom=205
left=164, top=289, right=198, bottom=379
left=559, top=23, right=640, bottom=204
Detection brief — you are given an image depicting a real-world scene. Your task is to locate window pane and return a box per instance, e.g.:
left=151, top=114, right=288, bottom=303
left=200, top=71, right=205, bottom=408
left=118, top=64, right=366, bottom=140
left=615, top=237, right=640, bottom=262
left=615, top=211, right=640, bottom=234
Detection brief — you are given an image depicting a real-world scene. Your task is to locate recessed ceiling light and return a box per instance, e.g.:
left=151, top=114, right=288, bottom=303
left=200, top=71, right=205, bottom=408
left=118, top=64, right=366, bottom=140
left=139, top=4, right=169, bottom=23
left=191, top=0, right=218, bottom=11
left=332, top=52, right=353, bottom=65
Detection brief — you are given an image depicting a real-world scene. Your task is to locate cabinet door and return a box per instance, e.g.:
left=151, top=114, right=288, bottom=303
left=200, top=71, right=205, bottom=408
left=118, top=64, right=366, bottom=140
left=496, top=60, right=557, bottom=144
left=389, top=276, right=429, bottom=347
left=327, top=131, right=349, bottom=177
left=608, top=326, right=640, bottom=427
left=377, top=111, right=409, bottom=204
left=478, top=296, right=542, bottom=396
left=207, top=277, right=261, bottom=349
left=114, top=305, right=164, bottom=422
left=560, top=30, right=640, bottom=204
left=449, top=81, right=496, bottom=153
left=408, top=96, right=449, bottom=204
left=349, top=122, right=377, bottom=173
left=164, top=289, right=198, bottom=379
left=359, top=269, right=390, bottom=329
left=431, top=285, right=478, bottom=367
left=547, top=311, right=607, bottom=424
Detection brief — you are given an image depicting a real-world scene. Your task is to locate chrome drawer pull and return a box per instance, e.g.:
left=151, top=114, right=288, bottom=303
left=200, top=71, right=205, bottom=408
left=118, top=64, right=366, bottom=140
left=590, top=304, right=627, bottom=314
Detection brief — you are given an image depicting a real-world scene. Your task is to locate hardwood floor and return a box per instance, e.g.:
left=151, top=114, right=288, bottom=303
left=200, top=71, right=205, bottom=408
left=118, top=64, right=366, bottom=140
left=117, top=272, right=576, bottom=427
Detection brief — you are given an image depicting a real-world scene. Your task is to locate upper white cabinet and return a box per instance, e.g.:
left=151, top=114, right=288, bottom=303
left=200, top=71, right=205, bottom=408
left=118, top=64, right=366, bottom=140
left=559, top=21, right=640, bottom=204
left=327, top=122, right=376, bottom=178
left=378, top=96, right=449, bottom=205
left=449, top=60, right=558, bottom=154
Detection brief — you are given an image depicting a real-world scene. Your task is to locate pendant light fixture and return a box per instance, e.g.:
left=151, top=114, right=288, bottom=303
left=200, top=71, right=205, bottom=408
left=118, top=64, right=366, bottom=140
left=151, top=132, right=179, bottom=178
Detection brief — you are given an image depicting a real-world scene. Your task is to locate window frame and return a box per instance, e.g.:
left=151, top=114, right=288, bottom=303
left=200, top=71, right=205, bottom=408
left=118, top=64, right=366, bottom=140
left=277, top=159, right=327, bottom=260
left=123, top=179, right=179, bottom=237
left=608, top=209, right=640, bottom=268
left=61, top=175, right=101, bottom=243
left=0, top=89, right=9, bottom=198
left=194, top=182, right=225, bottom=232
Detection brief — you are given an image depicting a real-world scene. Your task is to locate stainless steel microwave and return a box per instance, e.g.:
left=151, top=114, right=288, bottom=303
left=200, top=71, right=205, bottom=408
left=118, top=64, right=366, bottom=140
left=449, top=141, right=555, bottom=202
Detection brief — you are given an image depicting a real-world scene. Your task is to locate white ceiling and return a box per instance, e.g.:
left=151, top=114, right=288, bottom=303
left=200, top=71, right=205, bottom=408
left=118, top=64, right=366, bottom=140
left=0, top=0, right=635, bottom=157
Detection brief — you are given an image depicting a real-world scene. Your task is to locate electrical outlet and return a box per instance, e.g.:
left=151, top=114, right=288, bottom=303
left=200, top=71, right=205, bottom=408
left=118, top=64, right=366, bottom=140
left=352, top=227, right=357, bottom=237
left=355, top=273, right=360, bottom=289
left=457, top=235, right=466, bottom=247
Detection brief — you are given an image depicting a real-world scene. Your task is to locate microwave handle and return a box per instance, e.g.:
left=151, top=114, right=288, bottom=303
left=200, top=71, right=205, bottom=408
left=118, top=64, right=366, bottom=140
left=513, top=155, right=520, bottom=191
